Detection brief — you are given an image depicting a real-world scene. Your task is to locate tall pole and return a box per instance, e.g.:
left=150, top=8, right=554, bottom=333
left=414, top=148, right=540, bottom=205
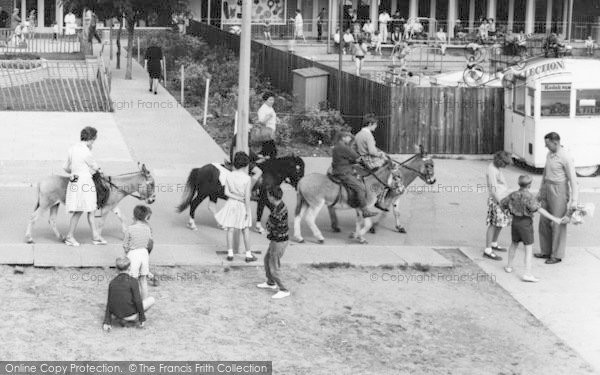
left=567, top=0, right=573, bottom=40
left=327, top=0, right=332, bottom=54
left=337, top=0, right=343, bottom=110
left=236, top=0, right=251, bottom=155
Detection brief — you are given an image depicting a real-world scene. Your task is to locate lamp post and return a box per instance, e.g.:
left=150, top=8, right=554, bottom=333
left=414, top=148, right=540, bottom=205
left=337, top=0, right=343, bottom=110
left=236, top=0, right=252, bottom=155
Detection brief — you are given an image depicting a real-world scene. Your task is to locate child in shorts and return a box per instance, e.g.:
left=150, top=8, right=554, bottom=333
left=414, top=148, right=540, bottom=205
left=585, top=36, right=595, bottom=56
left=372, top=30, right=382, bottom=55
left=263, top=20, right=272, bottom=43
left=123, top=205, right=153, bottom=298
left=500, top=175, right=567, bottom=282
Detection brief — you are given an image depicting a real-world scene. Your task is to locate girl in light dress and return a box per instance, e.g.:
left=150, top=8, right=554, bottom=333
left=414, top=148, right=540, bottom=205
left=214, top=151, right=258, bottom=263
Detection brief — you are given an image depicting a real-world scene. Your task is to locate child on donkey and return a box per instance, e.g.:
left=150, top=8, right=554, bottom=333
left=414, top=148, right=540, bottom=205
left=257, top=186, right=290, bottom=299
left=123, top=205, right=155, bottom=299
left=500, top=175, right=569, bottom=282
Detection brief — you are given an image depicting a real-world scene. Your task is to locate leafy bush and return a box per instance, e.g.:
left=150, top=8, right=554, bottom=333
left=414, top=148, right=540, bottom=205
left=172, top=57, right=211, bottom=106
left=295, top=108, right=350, bottom=146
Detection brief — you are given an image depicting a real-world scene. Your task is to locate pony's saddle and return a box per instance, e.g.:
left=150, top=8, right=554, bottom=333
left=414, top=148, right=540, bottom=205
left=92, top=172, right=110, bottom=209
left=326, top=166, right=372, bottom=208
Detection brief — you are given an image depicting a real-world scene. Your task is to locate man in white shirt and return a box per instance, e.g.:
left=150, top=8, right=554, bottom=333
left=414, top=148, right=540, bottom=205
left=342, top=28, right=355, bottom=54
left=362, top=19, right=375, bottom=40
left=378, top=11, right=390, bottom=43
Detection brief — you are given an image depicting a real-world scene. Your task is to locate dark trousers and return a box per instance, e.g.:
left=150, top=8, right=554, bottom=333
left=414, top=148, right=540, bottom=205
left=334, top=173, right=368, bottom=208
left=88, top=26, right=101, bottom=43
left=317, top=24, right=323, bottom=40
left=265, top=241, right=288, bottom=290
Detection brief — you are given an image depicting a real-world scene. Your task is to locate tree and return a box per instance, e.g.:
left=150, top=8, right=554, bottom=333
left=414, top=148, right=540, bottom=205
left=62, top=0, right=187, bottom=79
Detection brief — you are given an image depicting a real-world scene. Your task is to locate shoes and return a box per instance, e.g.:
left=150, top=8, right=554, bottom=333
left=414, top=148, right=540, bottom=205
left=226, top=255, right=234, bottom=261
left=545, top=257, right=562, bottom=265
left=504, top=266, right=513, bottom=273
left=534, top=253, right=551, bottom=259
left=257, top=282, right=277, bottom=289
left=64, top=237, right=80, bottom=247
left=93, top=238, right=107, bottom=245
left=374, top=203, right=389, bottom=212
left=491, top=245, right=507, bottom=252
left=522, top=275, right=540, bottom=282
left=245, top=255, right=258, bottom=263
left=483, top=251, right=502, bottom=261
left=272, top=290, right=290, bottom=299
left=361, top=208, right=378, bottom=218
left=154, top=91, right=157, bottom=95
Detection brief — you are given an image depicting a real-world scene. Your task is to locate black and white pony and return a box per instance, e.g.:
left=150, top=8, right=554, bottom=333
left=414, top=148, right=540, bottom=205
left=177, top=155, right=305, bottom=232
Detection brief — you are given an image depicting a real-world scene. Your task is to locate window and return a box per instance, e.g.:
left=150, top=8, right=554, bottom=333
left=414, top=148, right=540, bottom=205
left=527, top=87, right=535, bottom=117
left=576, top=89, right=600, bottom=116
left=513, top=78, right=526, bottom=115
left=541, top=83, right=571, bottom=117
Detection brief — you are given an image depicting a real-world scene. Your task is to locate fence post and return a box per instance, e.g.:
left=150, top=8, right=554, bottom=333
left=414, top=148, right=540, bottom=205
left=203, top=78, right=210, bottom=127
left=137, top=36, right=140, bottom=62
left=180, top=65, right=185, bottom=106
left=163, top=55, right=167, bottom=89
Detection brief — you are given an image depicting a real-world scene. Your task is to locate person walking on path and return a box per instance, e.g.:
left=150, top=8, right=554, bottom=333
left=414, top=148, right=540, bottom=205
left=292, top=9, right=306, bottom=42
left=501, top=175, right=568, bottom=282
left=87, top=11, right=102, bottom=50
left=103, top=257, right=155, bottom=331
left=483, top=151, right=512, bottom=261
left=144, top=45, right=164, bottom=95
left=331, top=132, right=378, bottom=218
left=63, top=127, right=106, bottom=247
left=123, top=205, right=154, bottom=300
left=535, top=132, right=579, bottom=265
left=317, top=8, right=325, bottom=42
left=215, top=152, right=258, bottom=263
left=257, top=186, right=291, bottom=299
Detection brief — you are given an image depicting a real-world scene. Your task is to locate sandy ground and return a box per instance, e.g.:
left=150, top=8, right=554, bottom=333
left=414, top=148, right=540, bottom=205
left=0, top=250, right=594, bottom=375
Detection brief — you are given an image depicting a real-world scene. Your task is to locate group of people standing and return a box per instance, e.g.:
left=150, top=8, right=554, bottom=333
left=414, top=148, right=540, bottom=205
left=484, top=132, right=578, bottom=282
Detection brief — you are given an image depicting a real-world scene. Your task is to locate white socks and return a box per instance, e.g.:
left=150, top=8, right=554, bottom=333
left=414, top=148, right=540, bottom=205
left=491, top=242, right=498, bottom=248
left=227, top=249, right=234, bottom=257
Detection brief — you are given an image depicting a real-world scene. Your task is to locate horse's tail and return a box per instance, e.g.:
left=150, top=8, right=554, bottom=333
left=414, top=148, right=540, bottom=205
left=176, top=169, right=199, bottom=213
left=295, top=187, right=306, bottom=217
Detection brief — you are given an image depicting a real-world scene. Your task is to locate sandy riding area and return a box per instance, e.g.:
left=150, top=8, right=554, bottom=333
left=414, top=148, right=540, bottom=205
left=0, top=250, right=594, bottom=374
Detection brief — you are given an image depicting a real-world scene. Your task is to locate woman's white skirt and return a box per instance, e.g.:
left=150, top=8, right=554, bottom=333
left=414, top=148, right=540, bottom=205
left=65, top=173, right=97, bottom=212
left=215, top=199, right=251, bottom=229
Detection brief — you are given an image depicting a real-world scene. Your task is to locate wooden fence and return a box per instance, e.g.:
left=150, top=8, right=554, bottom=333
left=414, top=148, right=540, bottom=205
left=188, top=20, right=504, bottom=154
left=390, top=86, right=504, bottom=154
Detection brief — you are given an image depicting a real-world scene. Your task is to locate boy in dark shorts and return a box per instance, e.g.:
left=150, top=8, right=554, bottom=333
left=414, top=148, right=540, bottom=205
left=500, top=175, right=567, bottom=282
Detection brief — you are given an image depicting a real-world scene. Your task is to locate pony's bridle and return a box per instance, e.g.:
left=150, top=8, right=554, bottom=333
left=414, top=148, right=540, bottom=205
left=391, top=154, right=433, bottom=181
left=101, top=171, right=155, bottom=202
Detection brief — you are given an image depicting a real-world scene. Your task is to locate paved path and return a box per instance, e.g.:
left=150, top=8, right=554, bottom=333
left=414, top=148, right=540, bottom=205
left=460, top=246, right=600, bottom=374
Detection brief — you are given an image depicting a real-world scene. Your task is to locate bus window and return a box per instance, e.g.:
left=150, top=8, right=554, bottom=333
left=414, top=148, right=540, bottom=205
left=527, top=87, right=535, bottom=117
left=576, top=89, right=600, bottom=116
left=513, top=78, right=526, bottom=115
left=541, top=90, right=570, bottom=117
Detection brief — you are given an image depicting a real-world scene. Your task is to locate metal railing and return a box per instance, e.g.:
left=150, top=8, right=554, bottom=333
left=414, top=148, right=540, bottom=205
left=0, top=28, right=82, bottom=54
left=218, top=18, right=600, bottom=42
left=0, top=59, right=111, bottom=111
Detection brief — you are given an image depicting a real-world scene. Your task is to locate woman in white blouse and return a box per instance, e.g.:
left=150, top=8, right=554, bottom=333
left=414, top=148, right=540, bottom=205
left=63, top=127, right=106, bottom=246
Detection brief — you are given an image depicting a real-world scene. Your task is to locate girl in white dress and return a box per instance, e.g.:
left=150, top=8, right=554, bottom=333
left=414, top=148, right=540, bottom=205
left=214, top=152, right=257, bottom=263
left=63, top=127, right=105, bottom=246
